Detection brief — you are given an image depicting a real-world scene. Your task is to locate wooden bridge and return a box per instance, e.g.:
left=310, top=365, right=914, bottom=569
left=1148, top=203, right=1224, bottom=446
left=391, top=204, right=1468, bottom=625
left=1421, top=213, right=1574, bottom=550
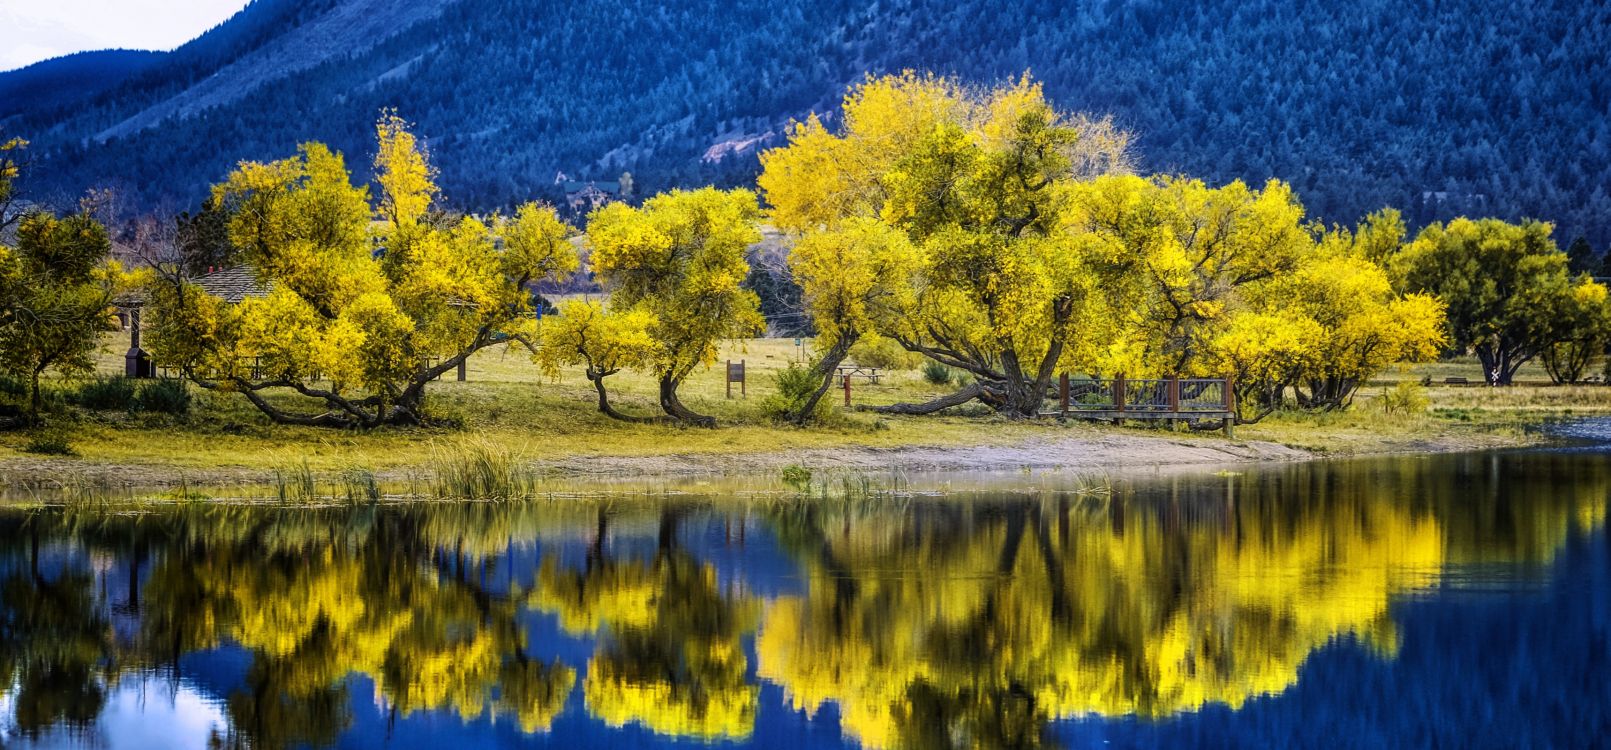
left=1044, top=374, right=1238, bottom=436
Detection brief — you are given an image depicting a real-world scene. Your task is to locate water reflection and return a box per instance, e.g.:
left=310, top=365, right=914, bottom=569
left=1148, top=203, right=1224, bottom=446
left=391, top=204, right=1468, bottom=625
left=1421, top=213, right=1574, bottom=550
left=0, top=452, right=1606, bottom=748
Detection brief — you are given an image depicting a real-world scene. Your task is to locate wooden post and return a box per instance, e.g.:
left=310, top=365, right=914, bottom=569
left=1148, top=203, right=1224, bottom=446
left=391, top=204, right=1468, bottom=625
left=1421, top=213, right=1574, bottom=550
left=741, top=359, right=746, bottom=397
left=843, top=374, right=852, bottom=407
left=124, top=307, right=150, bottom=378
left=1059, top=373, right=1070, bottom=416
left=457, top=359, right=468, bottom=382
left=1168, top=375, right=1180, bottom=430
left=1113, top=373, right=1126, bottom=426
left=1223, top=374, right=1237, bottom=438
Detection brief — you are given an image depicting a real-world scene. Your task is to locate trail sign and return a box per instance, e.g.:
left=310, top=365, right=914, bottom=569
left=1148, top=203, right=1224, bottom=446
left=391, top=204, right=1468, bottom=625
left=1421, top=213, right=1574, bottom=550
left=726, top=360, right=746, bottom=398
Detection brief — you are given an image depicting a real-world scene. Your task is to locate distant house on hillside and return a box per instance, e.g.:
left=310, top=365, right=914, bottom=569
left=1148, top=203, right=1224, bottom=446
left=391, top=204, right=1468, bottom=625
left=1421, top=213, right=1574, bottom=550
left=562, top=180, right=620, bottom=212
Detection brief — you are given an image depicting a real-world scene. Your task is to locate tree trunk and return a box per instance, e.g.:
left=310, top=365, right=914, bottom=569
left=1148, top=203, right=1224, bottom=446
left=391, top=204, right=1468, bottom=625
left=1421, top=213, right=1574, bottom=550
left=874, top=382, right=991, bottom=414
left=658, top=372, right=715, bottom=427
left=589, top=368, right=655, bottom=423
left=27, top=369, right=41, bottom=425
left=790, top=334, right=856, bottom=426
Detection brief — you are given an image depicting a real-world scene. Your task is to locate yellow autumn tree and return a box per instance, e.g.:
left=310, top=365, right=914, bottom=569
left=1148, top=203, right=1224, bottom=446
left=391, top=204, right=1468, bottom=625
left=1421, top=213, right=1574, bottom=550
left=1204, top=212, right=1446, bottom=417
left=776, top=218, right=920, bottom=423
left=535, top=299, right=660, bottom=421
left=1061, top=174, right=1315, bottom=378
left=585, top=187, right=765, bottom=426
left=762, top=72, right=1137, bottom=417
left=147, top=113, right=577, bottom=427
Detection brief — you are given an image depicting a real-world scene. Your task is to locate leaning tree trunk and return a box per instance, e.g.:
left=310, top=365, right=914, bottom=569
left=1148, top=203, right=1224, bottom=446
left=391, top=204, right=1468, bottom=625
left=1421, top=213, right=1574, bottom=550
left=789, top=334, right=857, bottom=426
left=658, top=372, right=715, bottom=427
left=873, top=382, right=992, bottom=415
left=589, top=368, right=655, bottom=423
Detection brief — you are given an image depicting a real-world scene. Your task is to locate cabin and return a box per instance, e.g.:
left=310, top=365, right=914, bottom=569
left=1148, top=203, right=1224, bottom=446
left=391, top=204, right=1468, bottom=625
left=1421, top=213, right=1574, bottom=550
left=562, top=180, right=620, bottom=212
left=117, top=266, right=271, bottom=378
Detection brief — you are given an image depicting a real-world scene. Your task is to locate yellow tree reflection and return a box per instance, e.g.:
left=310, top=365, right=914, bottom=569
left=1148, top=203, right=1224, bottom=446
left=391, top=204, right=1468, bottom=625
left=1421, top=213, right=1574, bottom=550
left=757, top=476, right=1474, bottom=749
left=530, top=508, right=760, bottom=741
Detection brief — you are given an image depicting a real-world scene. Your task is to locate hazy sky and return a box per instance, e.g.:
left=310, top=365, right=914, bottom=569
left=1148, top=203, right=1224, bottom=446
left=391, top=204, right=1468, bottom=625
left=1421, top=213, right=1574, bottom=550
left=0, top=1, right=251, bottom=72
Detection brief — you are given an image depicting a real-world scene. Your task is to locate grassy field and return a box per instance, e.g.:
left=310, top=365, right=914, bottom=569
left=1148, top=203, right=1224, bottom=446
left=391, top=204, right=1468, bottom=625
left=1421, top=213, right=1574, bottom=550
left=0, top=332, right=1604, bottom=483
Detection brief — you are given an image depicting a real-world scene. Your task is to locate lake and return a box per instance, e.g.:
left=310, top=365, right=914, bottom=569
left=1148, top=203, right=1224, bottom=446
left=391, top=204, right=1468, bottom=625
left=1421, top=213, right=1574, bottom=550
left=0, top=449, right=1606, bottom=748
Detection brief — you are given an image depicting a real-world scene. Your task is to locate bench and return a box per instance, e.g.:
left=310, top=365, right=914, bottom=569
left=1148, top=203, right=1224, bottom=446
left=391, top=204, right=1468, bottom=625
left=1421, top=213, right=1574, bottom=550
left=836, top=365, right=883, bottom=384
left=1443, top=377, right=1471, bottom=386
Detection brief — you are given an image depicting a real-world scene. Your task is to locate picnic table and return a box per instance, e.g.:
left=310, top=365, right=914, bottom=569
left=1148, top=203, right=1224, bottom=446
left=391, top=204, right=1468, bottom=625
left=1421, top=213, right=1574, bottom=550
left=836, top=365, right=883, bottom=384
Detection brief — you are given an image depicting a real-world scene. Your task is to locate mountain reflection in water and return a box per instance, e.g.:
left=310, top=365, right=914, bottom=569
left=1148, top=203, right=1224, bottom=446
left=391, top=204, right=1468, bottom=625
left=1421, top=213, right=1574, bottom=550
left=0, top=451, right=1607, bottom=749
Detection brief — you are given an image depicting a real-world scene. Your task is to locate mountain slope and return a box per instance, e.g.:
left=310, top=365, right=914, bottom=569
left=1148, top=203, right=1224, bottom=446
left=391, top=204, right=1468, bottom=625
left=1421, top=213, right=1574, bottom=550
left=0, top=50, right=164, bottom=119
left=3, top=0, right=1609, bottom=246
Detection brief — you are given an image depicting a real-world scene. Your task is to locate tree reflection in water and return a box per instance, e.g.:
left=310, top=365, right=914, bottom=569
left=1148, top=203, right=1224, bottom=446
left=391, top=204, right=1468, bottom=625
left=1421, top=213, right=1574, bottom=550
left=0, top=452, right=1602, bottom=749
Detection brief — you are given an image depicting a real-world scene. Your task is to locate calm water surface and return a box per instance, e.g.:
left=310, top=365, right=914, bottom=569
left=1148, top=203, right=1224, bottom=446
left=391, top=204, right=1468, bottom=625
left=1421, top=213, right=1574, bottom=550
left=0, top=451, right=1607, bottom=748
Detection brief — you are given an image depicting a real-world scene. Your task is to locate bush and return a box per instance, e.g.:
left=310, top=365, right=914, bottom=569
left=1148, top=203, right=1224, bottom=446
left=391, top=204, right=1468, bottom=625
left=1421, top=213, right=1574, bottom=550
left=763, top=363, right=840, bottom=424
left=921, top=359, right=956, bottom=386
left=848, top=338, right=920, bottom=370
left=75, top=377, right=138, bottom=411
left=1380, top=381, right=1430, bottom=415
left=135, top=379, right=192, bottom=415
left=0, top=374, right=26, bottom=399
left=23, top=426, right=76, bottom=456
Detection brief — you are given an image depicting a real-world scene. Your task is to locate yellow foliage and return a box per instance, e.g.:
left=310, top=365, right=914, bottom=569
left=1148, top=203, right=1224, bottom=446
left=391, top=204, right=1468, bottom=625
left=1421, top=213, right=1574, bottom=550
left=586, top=188, right=765, bottom=391
left=149, top=114, right=577, bottom=426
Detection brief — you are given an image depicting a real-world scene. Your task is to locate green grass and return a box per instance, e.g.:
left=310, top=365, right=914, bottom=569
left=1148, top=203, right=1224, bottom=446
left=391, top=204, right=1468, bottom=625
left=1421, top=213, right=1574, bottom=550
left=2, top=333, right=1606, bottom=482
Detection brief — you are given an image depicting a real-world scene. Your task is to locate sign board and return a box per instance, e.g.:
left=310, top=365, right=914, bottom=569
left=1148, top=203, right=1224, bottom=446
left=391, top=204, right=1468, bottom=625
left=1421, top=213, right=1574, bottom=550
left=726, top=360, right=746, bottom=398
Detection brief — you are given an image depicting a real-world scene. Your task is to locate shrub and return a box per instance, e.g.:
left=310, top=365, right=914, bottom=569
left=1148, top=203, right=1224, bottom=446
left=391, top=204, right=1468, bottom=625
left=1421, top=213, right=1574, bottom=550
left=23, top=426, right=76, bottom=456
left=0, top=374, right=27, bottom=399
left=75, top=377, right=137, bottom=411
left=763, top=363, right=839, bottom=424
left=848, top=338, right=920, bottom=370
left=921, top=359, right=955, bottom=386
left=135, top=379, right=192, bottom=415
left=1380, top=381, right=1430, bottom=415
left=780, top=464, right=813, bottom=491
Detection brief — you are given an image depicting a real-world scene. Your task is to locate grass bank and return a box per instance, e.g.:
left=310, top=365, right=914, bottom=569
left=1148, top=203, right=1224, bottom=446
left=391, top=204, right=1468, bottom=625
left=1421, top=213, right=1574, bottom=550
left=0, top=335, right=1597, bottom=489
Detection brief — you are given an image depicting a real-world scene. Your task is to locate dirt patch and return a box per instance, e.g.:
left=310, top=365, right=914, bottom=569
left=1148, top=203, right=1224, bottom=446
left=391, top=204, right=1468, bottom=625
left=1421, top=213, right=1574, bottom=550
left=532, top=433, right=1312, bottom=479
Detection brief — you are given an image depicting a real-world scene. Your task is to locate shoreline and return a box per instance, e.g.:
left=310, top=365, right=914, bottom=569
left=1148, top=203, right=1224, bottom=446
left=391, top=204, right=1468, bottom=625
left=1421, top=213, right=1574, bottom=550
left=0, top=424, right=1558, bottom=493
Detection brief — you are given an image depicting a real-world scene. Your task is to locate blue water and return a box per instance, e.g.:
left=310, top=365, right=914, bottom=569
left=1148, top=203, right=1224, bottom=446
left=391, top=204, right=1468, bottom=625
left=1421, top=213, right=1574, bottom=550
left=0, top=450, right=1607, bottom=749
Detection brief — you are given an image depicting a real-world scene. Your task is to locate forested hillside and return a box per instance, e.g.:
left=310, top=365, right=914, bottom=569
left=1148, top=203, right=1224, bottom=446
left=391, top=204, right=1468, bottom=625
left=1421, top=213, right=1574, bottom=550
left=3, top=0, right=1608, bottom=245
left=0, top=50, right=163, bottom=118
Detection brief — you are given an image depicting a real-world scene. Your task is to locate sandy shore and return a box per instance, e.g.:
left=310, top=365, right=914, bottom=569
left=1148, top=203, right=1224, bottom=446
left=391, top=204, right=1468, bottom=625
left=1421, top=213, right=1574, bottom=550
left=0, top=427, right=1532, bottom=492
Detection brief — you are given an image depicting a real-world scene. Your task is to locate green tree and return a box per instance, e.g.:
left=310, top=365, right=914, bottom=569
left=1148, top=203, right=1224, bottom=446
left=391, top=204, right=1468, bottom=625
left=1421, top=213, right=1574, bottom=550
left=1393, top=218, right=1574, bottom=385
left=1539, top=279, right=1611, bottom=384
left=1566, top=235, right=1597, bottom=275
left=148, top=114, right=578, bottom=427
left=586, top=187, right=765, bottom=426
left=174, top=195, right=238, bottom=276
left=0, top=211, right=125, bottom=422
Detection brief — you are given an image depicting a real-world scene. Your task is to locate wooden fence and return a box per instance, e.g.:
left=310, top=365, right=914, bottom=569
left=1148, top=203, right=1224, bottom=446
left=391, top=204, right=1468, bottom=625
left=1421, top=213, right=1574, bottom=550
left=1045, top=374, right=1237, bottom=435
